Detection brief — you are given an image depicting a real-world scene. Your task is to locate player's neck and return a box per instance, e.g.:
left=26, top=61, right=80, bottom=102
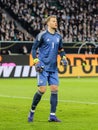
left=48, top=27, right=55, bottom=34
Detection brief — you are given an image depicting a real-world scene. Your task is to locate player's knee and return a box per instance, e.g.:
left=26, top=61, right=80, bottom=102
left=38, top=86, right=46, bottom=93
left=50, top=85, right=58, bottom=91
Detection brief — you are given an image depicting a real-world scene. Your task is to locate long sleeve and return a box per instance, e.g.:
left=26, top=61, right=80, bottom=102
left=31, top=35, right=42, bottom=59
left=58, top=37, right=66, bottom=58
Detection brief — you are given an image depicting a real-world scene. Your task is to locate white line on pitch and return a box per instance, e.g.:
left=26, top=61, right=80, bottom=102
left=0, top=94, right=98, bottom=105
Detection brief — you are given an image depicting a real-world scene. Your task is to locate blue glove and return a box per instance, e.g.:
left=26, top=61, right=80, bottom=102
left=60, top=56, right=67, bottom=66
left=35, top=62, right=44, bottom=72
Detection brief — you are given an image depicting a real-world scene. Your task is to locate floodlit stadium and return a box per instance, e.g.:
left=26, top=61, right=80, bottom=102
left=0, top=0, right=98, bottom=130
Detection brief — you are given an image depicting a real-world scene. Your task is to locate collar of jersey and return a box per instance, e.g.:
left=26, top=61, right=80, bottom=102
left=47, top=30, right=56, bottom=35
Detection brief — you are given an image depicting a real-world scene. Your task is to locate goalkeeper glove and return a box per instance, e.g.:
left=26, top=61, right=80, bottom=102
left=33, top=58, right=39, bottom=65
left=33, top=58, right=44, bottom=72
left=60, top=56, right=67, bottom=66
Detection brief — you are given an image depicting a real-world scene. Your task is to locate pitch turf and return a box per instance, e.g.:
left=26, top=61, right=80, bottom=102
left=0, top=78, right=98, bottom=130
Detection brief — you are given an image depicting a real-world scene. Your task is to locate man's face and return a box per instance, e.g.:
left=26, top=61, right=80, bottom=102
left=48, top=17, right=58, bottom=29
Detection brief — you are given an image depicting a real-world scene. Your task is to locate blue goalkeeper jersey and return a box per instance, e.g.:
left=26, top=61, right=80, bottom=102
left=32, top=30, right=65, bottom=72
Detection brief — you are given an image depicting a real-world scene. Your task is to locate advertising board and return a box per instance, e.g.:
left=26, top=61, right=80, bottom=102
left=0, top=54, right=98, bottom=78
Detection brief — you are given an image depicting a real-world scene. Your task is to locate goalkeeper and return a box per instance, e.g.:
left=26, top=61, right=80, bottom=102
left=28, top=15, right=67, bottom=122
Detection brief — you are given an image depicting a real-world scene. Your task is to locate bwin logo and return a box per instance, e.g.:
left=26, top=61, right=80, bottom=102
left=0, top=66, right=36, bottom=77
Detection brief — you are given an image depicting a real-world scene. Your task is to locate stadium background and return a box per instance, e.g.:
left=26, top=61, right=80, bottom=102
left=0, top=0, right=98, bottom=78
left=0, top=1, right=98, bottom=130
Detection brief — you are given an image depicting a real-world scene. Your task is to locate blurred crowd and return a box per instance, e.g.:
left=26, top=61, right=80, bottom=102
left=0, top=0, right=98, bottom=42
left=0, top=8, right=33, bottom=41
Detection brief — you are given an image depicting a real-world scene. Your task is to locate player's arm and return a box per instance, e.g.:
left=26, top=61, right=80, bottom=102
left=32, top=35, right=41, bottom=60
left=31, top=35, right=44, bottom=72
left=58, top=37, right=67, bottom=66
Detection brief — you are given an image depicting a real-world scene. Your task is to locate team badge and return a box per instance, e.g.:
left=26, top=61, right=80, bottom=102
left=57, top=38, right=59, bottom=42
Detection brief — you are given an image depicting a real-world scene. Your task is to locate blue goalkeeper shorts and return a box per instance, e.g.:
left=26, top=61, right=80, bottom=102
left=37, top=70, right=59, bottom=86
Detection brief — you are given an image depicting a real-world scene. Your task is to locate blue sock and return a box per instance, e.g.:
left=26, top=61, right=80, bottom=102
left=50, top=91, right=58, bottom=113
left=31, top=90, right=44, bottom=110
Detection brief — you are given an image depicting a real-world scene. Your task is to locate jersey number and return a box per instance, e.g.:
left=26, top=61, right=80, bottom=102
left=52, top=42, right=54, bottom=49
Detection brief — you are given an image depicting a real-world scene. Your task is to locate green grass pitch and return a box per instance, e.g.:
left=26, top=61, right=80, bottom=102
left=0, top=78, right=98, bottom=130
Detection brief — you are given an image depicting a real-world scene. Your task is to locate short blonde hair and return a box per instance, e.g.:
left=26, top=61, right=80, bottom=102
left=45, top=15, right=57, bottom=24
